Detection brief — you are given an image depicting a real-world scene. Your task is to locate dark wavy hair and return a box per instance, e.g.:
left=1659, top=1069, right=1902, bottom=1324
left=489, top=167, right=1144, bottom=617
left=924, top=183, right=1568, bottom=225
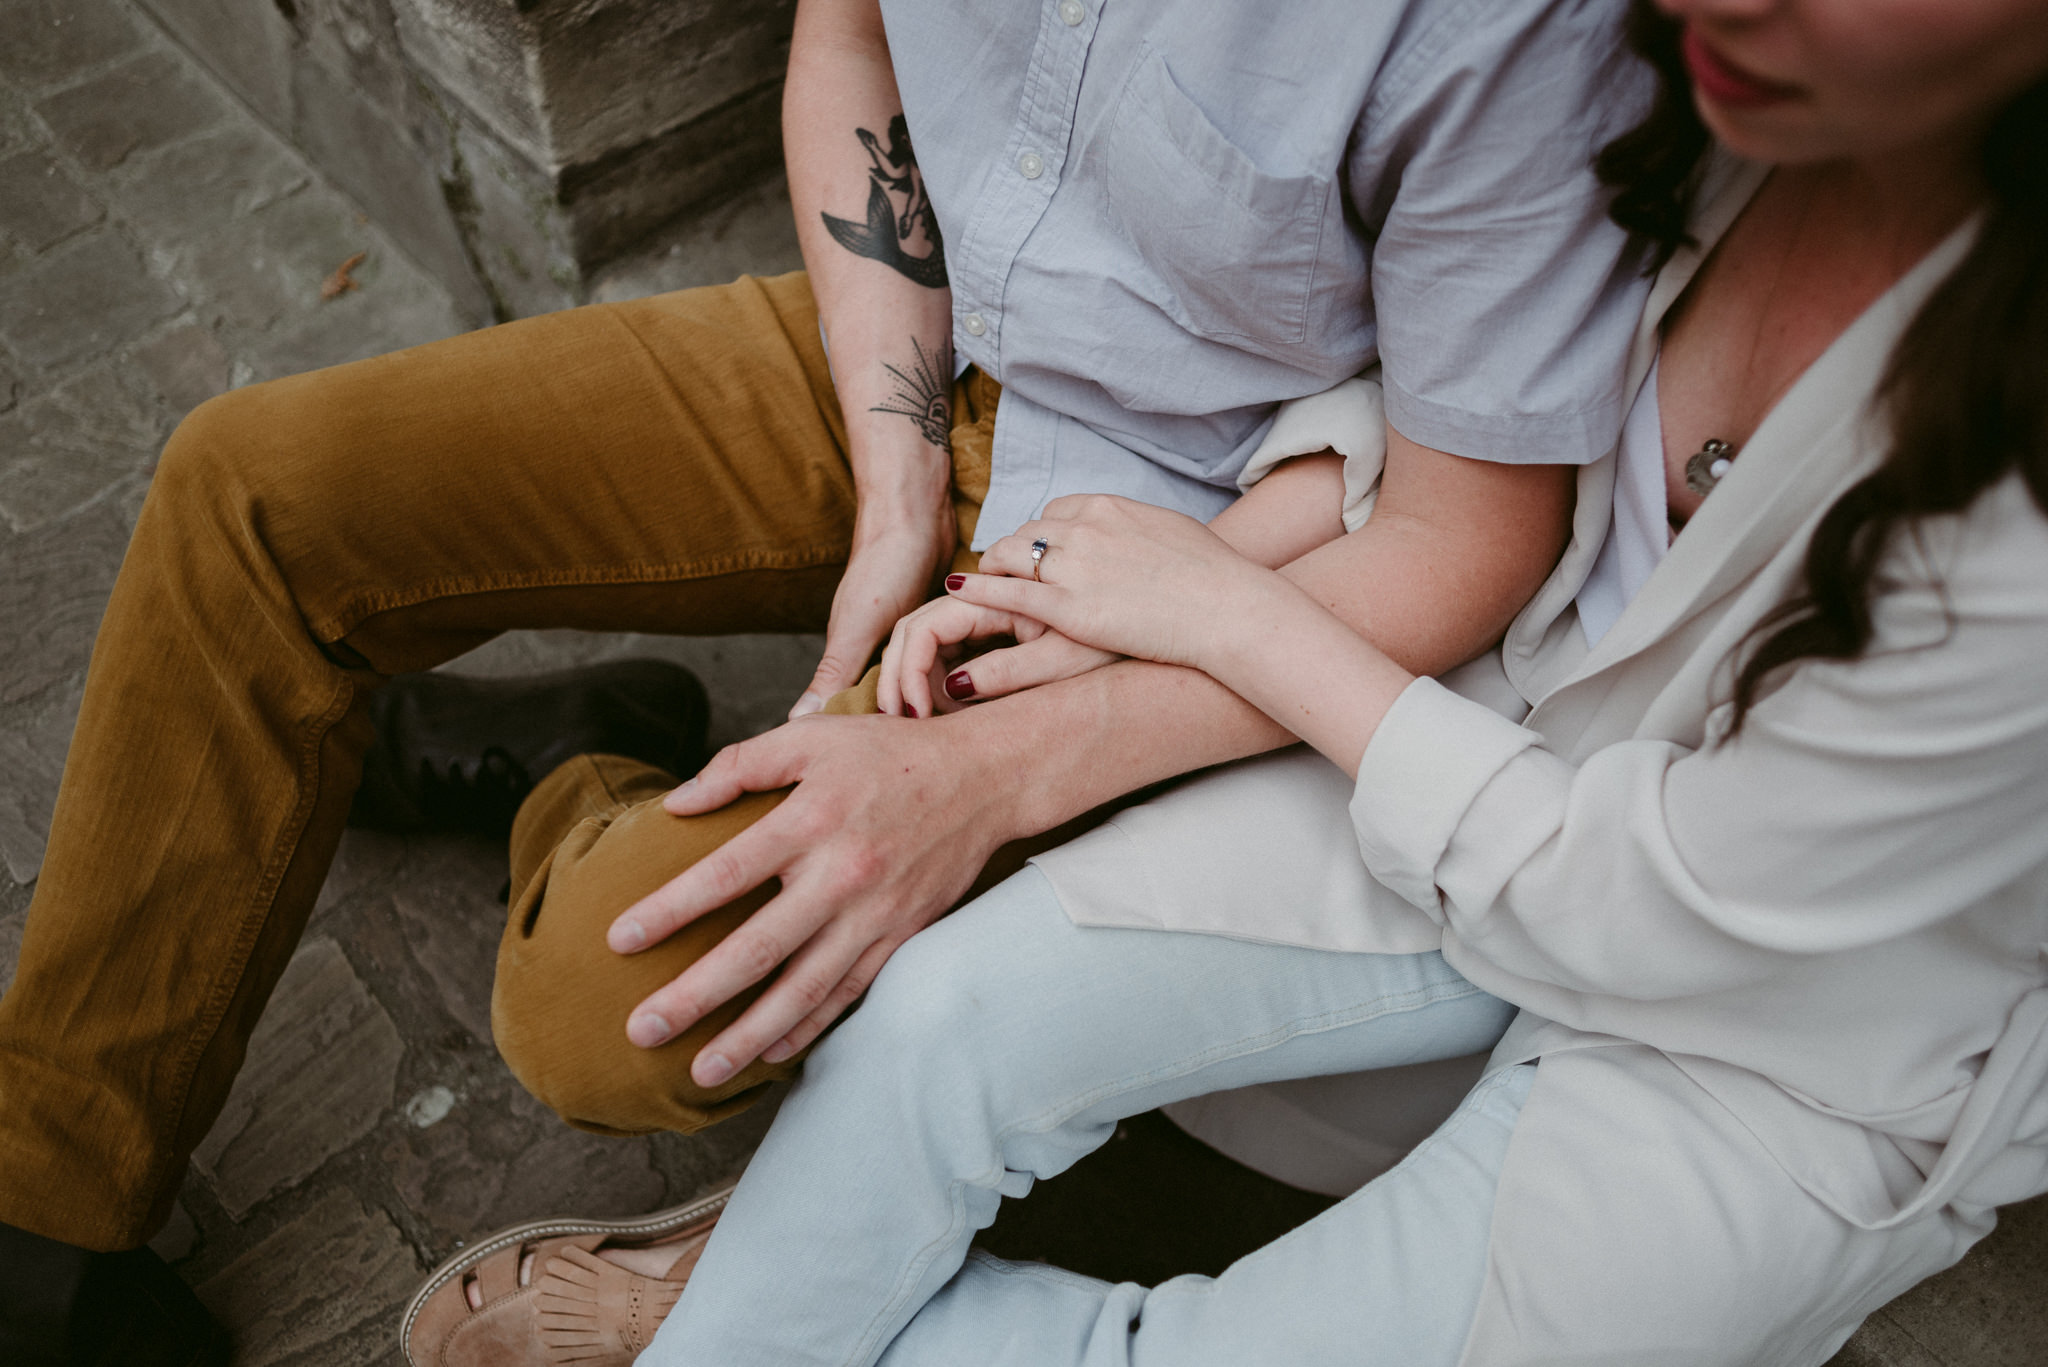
left=1594, top=1, right=2048, bottom=736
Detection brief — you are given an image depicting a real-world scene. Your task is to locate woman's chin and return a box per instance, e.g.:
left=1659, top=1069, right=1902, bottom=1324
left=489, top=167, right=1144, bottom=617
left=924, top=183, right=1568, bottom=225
left=1689, top=90, right=1828, bottom=166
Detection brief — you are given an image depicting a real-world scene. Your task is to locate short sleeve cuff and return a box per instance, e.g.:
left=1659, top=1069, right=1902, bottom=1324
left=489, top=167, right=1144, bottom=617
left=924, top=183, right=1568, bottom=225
left=1350, top=677, right=1541, bottom=912
left=1381, top=378, right=1620, bottom=468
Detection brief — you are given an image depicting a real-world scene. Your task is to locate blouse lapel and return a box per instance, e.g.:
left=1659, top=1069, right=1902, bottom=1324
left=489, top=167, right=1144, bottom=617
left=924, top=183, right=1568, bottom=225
left=1502, top=154, right=1767, bottom=697
left=1570, top=219, right=1977, bottom=676
left=1525, top=199, right=1980, bottom=744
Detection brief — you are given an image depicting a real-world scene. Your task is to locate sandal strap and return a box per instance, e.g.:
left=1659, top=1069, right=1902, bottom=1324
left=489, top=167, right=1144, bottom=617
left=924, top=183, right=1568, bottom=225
left=536, top=1246, right=692, bottom=1366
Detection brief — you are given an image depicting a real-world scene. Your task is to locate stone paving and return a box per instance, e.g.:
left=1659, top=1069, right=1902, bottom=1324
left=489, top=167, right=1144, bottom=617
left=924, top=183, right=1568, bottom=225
left=0, top=2, right=2043, bottom=1364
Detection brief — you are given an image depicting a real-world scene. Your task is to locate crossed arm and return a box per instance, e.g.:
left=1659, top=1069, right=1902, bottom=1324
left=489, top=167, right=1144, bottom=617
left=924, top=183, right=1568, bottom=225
left=612, top=423, right=1575, bottom=1089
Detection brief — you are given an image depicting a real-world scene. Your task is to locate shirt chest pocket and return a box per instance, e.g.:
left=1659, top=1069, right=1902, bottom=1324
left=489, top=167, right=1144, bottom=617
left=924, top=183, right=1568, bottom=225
left=1100, top=49, right=1332, bottom=352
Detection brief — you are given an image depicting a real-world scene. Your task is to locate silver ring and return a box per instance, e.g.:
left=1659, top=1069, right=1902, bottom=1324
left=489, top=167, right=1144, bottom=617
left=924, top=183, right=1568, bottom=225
left=1029, top=537, right=1050, bottom=581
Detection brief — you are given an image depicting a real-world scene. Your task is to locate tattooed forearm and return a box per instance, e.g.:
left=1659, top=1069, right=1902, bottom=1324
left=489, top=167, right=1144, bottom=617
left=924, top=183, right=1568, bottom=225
left=821, top=114, right=947, bottom=288
left=870, top=338, right=952, bottom=448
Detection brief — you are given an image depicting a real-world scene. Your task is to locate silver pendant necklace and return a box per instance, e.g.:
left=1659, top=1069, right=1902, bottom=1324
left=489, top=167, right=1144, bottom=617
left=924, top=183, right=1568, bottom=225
left=1684, top=438, right=1738, bottom=497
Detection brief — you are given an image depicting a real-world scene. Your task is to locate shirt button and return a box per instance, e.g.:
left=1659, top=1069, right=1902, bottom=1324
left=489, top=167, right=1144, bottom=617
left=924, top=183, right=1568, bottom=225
left=1058, top=0, right=1085, bottom=24
left=963, top=312, right=988, bottom=337
left=1017, top=151, right=1045, bottom=180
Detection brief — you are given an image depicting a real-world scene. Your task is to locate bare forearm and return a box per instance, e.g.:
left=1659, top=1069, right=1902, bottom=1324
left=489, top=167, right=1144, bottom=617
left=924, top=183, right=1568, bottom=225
left=955, top=437, right=1573, bottom=836
left=785, top=0, right=953, bottom=503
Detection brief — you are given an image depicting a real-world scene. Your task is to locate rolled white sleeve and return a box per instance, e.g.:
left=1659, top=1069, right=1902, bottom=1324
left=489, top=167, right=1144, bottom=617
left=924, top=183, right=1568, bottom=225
left=1237, top=374, right=1388, bottom=533
left=1348, top=677, right=1539, bottom=913
left=1347, top=478, right=2048, bottom=1001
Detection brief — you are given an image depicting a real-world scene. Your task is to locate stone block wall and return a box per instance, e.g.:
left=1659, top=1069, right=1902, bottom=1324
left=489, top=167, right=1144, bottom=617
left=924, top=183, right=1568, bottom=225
left=135, top=0, right=796, bottom=322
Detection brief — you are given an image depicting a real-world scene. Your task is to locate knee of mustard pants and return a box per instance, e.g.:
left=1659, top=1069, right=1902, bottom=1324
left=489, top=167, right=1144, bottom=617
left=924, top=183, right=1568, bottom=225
left=492, top=666, right=1145, bottom=1137
left=492, top=678, right=882, bottom=1136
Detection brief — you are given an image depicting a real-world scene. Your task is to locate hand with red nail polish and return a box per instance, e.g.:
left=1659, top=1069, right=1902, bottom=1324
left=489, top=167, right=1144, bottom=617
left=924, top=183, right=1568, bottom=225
left=878, top=588, right=1120, bottom=719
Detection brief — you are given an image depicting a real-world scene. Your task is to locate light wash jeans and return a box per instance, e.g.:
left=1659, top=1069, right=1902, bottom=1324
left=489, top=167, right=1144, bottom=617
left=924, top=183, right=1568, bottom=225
left=651, top=867, right=1527, bottom=1367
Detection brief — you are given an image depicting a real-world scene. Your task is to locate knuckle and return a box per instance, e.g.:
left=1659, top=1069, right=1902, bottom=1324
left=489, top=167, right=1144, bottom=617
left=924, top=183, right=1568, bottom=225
left=782, top=972, right=833, bottom=1016
left=730, top=933, right=786, bottom=985
left=782, top=802, right=831, bottom=846
left=836, top=844, right=887, bottom=890
left=829, top=972, right=871, bottom=1011
left=697, top=847, right=750, bottom=902
left=649, top=982, right=703, bottom=1025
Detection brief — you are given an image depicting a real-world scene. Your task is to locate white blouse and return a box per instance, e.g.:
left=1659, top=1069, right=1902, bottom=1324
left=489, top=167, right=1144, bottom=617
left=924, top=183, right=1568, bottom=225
left=1574, top=353, right=1671, bottom=649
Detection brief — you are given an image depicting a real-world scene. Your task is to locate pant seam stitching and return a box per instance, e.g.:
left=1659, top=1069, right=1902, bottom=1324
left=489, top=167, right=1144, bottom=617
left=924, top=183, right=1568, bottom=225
left=310, top=542, right=851, bottom=643
left=144, top=668, right=358, bottom=1223
left=846, top=974, right=1492, bottom=1365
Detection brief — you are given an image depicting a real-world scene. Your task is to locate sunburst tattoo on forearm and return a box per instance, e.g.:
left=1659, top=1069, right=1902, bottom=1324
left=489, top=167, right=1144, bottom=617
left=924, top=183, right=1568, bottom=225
left=870, top=338, right=953, bottom=448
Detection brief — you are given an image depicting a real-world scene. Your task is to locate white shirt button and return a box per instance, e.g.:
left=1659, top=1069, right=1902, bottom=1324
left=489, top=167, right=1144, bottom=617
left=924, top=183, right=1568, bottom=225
left=1017, top=151, right=1044, bottom=180
left=963, top=312, right=988, bottom=336
left=1058, top=0, right=1085, bottom=25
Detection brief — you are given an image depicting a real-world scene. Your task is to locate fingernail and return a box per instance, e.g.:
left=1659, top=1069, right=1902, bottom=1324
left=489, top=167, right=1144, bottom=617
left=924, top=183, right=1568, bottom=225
left=696, top=1052, right=734, bottom=1086
left=790, top=691, right=824, bottom=718
left=944, top=670, right=974, bottom=700
left=629, top=1012, right=673, bottom=1047
left=612, top=919, right=648, bottom=951
left=944, top=574, right=965, bottom=591
left=762, top=1040, right=795, bottom=1064
left=905, top=702, right=920, bottom=719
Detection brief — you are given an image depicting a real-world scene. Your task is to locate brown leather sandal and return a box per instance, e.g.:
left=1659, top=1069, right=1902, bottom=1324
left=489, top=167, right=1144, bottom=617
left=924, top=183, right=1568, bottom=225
left=399, top=1185, right=730, bottom=1367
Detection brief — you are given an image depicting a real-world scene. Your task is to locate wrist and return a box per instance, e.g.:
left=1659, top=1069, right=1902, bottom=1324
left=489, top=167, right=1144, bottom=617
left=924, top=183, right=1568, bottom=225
left=1192, top=566, right=1302, bottom=679
left=849, top=430, right=952, bottom=511
left=936, top=683, right=1103, bottom=840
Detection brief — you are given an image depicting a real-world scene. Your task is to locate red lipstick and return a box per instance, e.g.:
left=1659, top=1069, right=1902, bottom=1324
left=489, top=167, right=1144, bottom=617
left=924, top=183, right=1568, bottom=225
left=1682, top=28, right=1801, bottom=109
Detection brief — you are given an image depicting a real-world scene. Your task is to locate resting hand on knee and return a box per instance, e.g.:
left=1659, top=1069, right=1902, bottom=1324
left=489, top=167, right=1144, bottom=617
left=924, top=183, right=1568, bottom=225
left=608, top=705, right=1020, bottom=1087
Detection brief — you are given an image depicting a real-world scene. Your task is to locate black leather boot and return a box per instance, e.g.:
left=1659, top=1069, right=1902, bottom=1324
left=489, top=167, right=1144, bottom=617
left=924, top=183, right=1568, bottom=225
left=349, top=659, right=713, bottom=839
left=0, top=1224, right=229, bottom=1367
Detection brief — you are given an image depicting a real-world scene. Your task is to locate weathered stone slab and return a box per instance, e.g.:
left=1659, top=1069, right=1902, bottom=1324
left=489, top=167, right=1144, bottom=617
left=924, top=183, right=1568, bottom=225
left=0, top=0, right=149, bottom=90
left=134, top=0, right=296, bottom=131
left=34, top=50, right=231, bottom=172
left=390, top=839, right=507, bottom=1047
left=138, top=0, right=796, bottom=317
left=191, top=936, right=406, bottom=1219
left=1850, top=1195, right=2048, bottom=1366
left=100, top=123, right=310, bottom=245
left=240, top=243, right=468, bottom=383
left=386, top=0, right=548, bottom=163
left=441, top=117, right=579, bottom=319
left=176, top=186, right=382, bottom=336
left=0, top=497, right=124, bottom=708
left=0, top=350, right=18, bottom=414
left=384, top=1080, right=664, bottom=1250
left=521, top=0, right=796, bottom=171
left=0, top=363, right=166, bottom=533
left=285, top=36, right=489, bottom=318
left=194, top=1187, right=420, bottom=1367
left=588, top=172, right=802, bottom=306
left=0, top=151, right=104, bottom=253
left=128, top=321, right=230, bottom=417
left=311, top=827, right=410, bottom=930
left=1831, top=1311, right=1946, bottom=1367
left=0, top=230, right=184, bottom=370
left=0, top=85, right=37, bottom=161
left=560, top=79, right=786, bottom=267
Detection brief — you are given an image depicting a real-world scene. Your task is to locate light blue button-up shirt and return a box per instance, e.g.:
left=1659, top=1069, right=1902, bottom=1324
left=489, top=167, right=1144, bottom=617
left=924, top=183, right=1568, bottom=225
left=880, top=0, right=1653, bottom=548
